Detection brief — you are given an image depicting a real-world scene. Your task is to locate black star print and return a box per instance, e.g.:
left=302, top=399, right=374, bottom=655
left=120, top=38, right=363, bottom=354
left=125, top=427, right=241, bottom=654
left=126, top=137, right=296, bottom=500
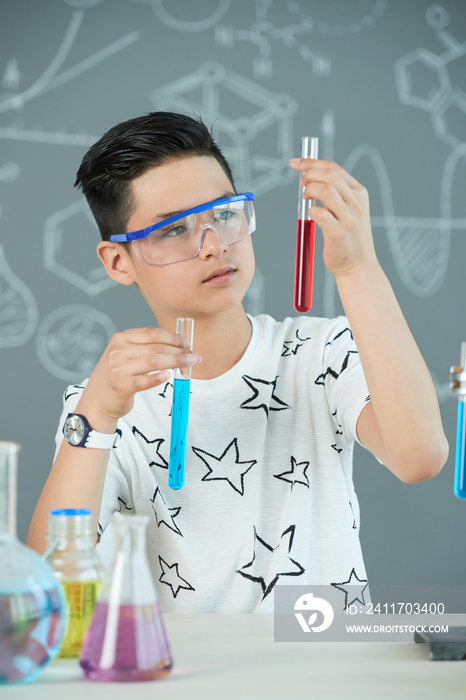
left=132, top=427, right=168, bottom=470
left=240, top=375, right=290, bottom=416
left=315, top=350, right=359, bottom=386
left=331, top=568, right=368, bottom=610
left=117, top=497, right=133, bottom=512
left=64, top=384, right=86, bottom=401
left=192, top=438, right=256, bottom=495
left=150, top=487, right=182, bottom=536
left=281, top=329, right=312, bottom=356
left=158, top=381, right=174, bottom=416
left=274, top=456, right=310, bottom=489
left=349, top=501, right=357, bottom=529
left=236, top=525, right=305, bottom=599
left=158, top=556, right=195, bottom=598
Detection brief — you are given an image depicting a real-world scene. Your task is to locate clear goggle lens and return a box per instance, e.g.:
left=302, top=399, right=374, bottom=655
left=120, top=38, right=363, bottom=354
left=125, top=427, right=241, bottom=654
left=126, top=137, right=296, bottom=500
left=132, top=198, right=255, bottom=266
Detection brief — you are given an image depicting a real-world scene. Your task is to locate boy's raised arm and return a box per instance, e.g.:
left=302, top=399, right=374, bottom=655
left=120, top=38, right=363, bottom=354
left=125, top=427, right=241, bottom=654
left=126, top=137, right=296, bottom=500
left=27, top=327, right=201, bottom=553
left=289, top=158, right=449, bottom=482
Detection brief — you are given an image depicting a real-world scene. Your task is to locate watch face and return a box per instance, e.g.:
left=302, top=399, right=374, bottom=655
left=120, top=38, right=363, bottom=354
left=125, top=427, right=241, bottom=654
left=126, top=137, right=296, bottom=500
left=64, top=415, right=86, bottom=446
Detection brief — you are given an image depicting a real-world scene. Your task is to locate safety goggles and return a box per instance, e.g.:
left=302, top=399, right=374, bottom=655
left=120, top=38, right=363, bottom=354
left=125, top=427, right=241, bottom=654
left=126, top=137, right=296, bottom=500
left=110, top=192, right=255, bottom=266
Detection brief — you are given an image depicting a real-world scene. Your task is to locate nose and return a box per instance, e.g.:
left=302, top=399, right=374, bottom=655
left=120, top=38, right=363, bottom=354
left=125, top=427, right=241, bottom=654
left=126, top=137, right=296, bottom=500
left=198, top=224, right=229, bottom=259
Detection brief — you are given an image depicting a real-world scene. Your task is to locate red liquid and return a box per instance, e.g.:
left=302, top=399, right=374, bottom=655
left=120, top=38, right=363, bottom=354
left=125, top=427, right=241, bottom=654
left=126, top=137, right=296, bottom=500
left=79, top=602, right=172, bottom=682
left=293, top=219, right=315, bottom=313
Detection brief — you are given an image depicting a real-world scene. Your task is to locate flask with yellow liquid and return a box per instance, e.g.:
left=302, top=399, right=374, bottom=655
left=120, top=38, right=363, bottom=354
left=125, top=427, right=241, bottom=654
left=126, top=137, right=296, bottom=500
left=43, top=508, right=104, bottom=658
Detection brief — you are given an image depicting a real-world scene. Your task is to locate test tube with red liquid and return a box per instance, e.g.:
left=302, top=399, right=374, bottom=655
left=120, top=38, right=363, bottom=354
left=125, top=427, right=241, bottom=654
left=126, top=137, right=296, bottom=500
left=294, top=136, right=319, bottom=314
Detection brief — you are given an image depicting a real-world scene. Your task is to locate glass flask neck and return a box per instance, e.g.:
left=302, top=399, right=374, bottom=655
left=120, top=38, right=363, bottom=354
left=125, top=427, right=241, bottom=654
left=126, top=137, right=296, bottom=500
left=0, top=441, right=21, bottom=540
left=104, top=513, right=157, bottom=607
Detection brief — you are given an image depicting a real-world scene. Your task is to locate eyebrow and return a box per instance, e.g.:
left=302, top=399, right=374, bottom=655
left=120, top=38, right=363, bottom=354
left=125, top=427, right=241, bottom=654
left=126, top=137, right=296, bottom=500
left=153, top=191, right=236, bottom=223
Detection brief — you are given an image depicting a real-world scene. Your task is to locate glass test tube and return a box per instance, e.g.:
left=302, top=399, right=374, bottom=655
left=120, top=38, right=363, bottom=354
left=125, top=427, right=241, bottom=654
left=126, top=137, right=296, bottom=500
left=453, top=342, right=466, bottom=499
left=294, top=136, right=319, bottom=314
left=168, top=318, right=194, bottom=490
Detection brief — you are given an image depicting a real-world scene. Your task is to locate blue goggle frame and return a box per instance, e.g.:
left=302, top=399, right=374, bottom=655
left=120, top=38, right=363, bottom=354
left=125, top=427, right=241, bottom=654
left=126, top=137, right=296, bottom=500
left=110, top=192, right=255, bottom=243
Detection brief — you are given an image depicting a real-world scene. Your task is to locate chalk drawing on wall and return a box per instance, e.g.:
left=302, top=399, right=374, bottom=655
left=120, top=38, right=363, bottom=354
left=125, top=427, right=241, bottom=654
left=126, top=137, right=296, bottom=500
left=44, top=199, right=116, bottom=296
left=395, top=3, right=466, bottom=149
left=64, top=0, right=103, bottom=7
left=36, top=304, right=116, bottom=382
left=151, top=61, right=298, bottom=197
left=0, top=162, right=20, bottom=184
left=320, top=110, right=466, bottom=318
left=149, top=0, right=231, bottom=32
left=0, top=11, right=139, bottom=146
left=215, top=0, right=331, bottom=79
left=288, top=0, right=388, bottom=36
left=0, top=245, right=38, bottom=348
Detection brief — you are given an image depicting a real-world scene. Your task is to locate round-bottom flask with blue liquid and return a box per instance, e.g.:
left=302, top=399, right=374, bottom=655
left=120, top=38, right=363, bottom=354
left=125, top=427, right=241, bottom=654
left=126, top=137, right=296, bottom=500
left=0, top=442, right=66, bottom=684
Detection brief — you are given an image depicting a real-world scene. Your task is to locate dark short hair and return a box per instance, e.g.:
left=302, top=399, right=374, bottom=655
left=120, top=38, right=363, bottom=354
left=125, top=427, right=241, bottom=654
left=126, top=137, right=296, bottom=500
left=75, top=112, right=235, bottom=241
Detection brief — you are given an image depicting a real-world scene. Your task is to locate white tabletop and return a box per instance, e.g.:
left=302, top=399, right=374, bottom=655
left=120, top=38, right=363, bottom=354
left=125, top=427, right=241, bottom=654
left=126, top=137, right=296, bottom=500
left=5, top=614, right=466, bottom=699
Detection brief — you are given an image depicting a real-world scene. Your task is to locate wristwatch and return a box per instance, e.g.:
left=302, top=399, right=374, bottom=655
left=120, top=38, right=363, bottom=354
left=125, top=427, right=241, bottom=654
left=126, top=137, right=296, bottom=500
left=62, top=413, right=121, bottom=449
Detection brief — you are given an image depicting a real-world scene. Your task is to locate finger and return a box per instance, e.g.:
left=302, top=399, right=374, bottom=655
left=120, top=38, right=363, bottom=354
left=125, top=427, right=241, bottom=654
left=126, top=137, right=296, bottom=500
left=290, top=158, right=362, bottom=192
left=302, top=181, right=349, bottom=224
left=301, top=166, right=355, bottom=206
left=111, top=350, right=202, bottom=381
left=109, top=341, right=193, bottom=363
left=116, top=327, right=190, bottom=349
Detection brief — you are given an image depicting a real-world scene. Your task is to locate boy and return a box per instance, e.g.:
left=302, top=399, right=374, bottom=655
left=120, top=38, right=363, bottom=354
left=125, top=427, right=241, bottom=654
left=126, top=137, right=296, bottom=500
left=28, top=112, right=448, bottom=613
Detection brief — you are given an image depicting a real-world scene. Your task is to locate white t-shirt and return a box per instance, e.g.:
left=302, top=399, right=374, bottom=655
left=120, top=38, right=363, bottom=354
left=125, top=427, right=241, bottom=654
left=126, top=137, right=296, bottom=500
left=55, top=314, right=371, bottom=613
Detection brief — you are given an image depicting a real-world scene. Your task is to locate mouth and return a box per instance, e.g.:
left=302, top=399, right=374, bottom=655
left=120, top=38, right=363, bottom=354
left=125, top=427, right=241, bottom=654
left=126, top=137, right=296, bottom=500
left=203, top=266, right=236, bottom=284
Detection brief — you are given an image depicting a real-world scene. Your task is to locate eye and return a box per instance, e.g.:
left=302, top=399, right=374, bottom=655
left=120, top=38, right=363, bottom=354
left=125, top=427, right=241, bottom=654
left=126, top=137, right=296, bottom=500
left=214, top=208, right=237, bottom=225
left=162, top=225, right=188, bottom=238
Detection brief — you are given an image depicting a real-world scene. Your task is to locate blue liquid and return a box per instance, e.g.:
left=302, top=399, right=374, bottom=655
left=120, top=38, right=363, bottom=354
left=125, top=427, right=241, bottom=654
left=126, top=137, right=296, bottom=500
left=454, top=400, right=466, bottom=499
left=0, top=587, right=64, bottom=684
left=168, top=378, right=191, bottom=489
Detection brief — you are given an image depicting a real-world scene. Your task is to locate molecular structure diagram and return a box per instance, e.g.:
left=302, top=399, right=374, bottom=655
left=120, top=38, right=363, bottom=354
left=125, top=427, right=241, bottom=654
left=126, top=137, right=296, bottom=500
left=215, top=0, right=331, bottom=79
left=395, top=3, right=466, bottom=150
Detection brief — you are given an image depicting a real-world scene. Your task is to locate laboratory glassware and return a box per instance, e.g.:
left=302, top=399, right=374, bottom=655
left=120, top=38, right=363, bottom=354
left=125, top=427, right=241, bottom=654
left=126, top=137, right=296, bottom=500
left=79, top=513, right=172, bottom=682
left=294, top=136, right=319, bottom=313
left=168, top=317, right=194, bottom=489
left=43, top=508, right=104, bottom=658
left=450, top=342, right=466, bottom=498
left=0, top=441, right=65, bottom=684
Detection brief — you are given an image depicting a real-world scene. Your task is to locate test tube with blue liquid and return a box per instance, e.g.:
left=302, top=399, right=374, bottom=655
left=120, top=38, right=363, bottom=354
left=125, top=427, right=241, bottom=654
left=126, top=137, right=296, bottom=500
left=450, top=341, right=466, bottom=499
left=168, top=317, right=194, bottom=490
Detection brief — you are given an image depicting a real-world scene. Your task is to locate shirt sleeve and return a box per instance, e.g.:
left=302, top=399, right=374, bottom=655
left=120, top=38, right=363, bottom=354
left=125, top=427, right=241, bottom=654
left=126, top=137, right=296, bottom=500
left=53, top=381, right=132, bottom=538
left=318, top=316, right=371, bottom=445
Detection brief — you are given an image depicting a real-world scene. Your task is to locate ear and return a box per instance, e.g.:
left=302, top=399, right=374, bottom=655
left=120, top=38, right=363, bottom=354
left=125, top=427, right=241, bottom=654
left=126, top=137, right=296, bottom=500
left=96, top=241, right=136, bottom=286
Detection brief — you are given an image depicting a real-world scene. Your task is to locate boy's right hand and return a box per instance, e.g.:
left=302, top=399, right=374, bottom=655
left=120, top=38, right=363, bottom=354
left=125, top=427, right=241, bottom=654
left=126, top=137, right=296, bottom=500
left=76, top=327, right=201, bottom=429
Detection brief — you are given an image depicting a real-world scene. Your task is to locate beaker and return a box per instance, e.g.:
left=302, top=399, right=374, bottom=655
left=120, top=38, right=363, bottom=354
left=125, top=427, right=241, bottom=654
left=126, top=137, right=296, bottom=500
left=44, top=508, right=104, bottom=658
left=79, top=513, right=172, bottom=682
left=0, top=441, right=66, bottom=684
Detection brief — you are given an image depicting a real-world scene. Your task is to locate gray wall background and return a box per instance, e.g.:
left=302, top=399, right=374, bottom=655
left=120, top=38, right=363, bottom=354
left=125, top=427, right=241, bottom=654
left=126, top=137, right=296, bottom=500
left=1, top=0, right=466, bottom=586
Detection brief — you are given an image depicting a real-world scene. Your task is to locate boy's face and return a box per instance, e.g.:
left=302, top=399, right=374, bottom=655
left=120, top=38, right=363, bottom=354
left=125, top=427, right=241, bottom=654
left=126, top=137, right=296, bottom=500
left=116, top=156, right=255, bottom=326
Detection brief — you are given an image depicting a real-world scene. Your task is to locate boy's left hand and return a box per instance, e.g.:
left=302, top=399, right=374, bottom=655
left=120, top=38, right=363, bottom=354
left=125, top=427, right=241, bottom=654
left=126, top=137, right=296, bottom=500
left=289, top=159, right=378, bottom=277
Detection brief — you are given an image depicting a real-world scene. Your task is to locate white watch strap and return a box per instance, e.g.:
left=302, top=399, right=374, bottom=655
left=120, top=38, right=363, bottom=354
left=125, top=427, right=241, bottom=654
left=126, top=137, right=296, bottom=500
left=84, top=428, right=121, bottom=449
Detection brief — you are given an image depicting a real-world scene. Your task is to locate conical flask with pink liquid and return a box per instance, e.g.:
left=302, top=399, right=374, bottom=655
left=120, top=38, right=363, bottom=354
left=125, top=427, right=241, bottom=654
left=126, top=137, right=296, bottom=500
left=79, top=513, right=172, bottom=682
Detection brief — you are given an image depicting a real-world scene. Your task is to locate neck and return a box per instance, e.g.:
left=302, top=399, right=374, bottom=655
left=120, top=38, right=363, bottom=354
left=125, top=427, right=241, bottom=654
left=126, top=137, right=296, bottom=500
left=158, top=306, right=252, bottom=380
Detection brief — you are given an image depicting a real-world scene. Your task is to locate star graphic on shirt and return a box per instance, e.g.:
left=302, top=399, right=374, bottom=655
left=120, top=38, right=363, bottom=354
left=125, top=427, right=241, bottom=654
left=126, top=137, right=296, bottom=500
left=132, top=427, right=168, bottom=470
left=274, top=456, right=310, bottom=489
left=314, top=350, right=359, bottom=385
left=192, top=438, right=256, bottom=495
left=349, top=501, right=357, bottom=529
left=150, top=487, right=182, bottom=536
left=236, top=525, right=305, bottom=599
left=281, top=329, right=312, bottom=356
left=158, top=556, right=195, bottom=598
left=64, top=384, right=86, bottom=401
left=158, top=380, right=174, bottom=416
left=240, top=375, right=290, bottom=416
left=331, top=568, right=368, bottom=610
left=117, top=497, right=133, bottom=512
